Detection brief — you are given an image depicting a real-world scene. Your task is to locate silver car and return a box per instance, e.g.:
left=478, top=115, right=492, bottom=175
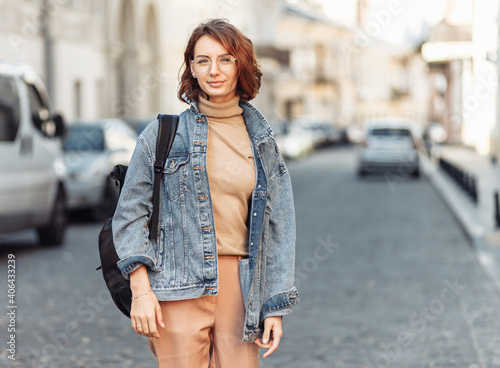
left=62, top=119, right=137, bottom=219
left=0, top=62, right=67, bottom=245
left=358, top=118, right=420, bottom=178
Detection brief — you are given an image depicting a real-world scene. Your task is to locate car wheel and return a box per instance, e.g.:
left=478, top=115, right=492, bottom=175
left=412, top=168, right=420, bottom=178
left=91, top=179, right=119, bottom=221
left=358, top=168, right=367, bottom=177
left=38, top=186, right=67, bottom=246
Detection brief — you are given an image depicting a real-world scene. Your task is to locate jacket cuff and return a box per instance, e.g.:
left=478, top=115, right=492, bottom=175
left=261, top=287, right=299, bottom=318
left=264, top=308, right=292, bottom=319
left=117, top=255, right=159, bottom=279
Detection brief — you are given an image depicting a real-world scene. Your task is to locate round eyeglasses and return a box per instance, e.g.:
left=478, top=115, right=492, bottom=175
left=191, top=54, right=237, bottom=74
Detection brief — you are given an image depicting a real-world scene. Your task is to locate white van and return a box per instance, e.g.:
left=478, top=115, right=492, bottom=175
left=0, top=62, right=67, bottom=245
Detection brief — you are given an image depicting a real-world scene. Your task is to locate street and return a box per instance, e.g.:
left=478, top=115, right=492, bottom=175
left=2, top=146, right=500, bottom=368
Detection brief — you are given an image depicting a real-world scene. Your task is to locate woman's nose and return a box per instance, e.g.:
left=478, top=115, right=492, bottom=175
left=209, top=60, right=220, bottom=75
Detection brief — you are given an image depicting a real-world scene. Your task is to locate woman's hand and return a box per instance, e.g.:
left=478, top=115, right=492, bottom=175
left=254, top=316, right=283, bottom=358
left=129, top=265, right=164, bottom=338
left=130, top=290, right=164, bottom=338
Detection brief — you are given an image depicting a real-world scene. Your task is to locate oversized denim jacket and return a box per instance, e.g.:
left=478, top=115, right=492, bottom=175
left=113, top=94, right=299, bottom=341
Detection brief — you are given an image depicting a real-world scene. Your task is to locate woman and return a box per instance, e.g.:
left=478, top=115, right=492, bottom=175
left=113, top=19, right=299, bottom=367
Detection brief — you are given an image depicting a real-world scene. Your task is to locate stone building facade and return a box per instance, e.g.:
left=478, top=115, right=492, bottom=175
left=0, top=0, right=430, bottom=137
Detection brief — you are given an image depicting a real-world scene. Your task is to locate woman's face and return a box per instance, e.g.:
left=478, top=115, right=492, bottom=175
left=191, top=35, right=238, bottom=103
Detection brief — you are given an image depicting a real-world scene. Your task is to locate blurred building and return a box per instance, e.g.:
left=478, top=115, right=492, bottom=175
left=228, top=0, right=355, bottom=127
left=0, top=0, right=165, bottom=120
left=352, top=38, right=429, bottom=127
left=494, top=4, right=500, bottom=161
left=422, top=0, right=500, bottom=156
left=349, top=0, right=430, bottom=129
left=0, top=0, right=431, bottom=136
left=228, top=0, right=429, bottom=131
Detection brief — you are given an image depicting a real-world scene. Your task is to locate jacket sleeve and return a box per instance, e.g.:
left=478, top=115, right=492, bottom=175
left=260, top=148, right=299, bottom=320
left=112, top=128, right=159, bottom=278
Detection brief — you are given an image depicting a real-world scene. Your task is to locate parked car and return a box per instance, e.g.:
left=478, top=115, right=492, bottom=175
left=0, top=61, right=67, bottom=245
left=425, top=122, right=447, bottom=144
left=62, top=119, right=137, bottom=220
left=275, top=122, right=315, bottom=159
left=358, top=117, right=420, bottom=177
left=291, top=118, right=340, bottom=148
left=345, top=124, right=364, bottom=144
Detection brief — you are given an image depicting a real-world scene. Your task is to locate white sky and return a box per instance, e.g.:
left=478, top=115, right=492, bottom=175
left=319, top=0, right=448, bottom=46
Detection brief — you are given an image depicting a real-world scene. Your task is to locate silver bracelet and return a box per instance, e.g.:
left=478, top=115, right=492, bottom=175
left=131, top=289, right=152, bottom=301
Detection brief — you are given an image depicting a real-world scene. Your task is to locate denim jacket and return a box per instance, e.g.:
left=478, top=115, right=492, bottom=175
left=113, top=94, right=299, bottom=341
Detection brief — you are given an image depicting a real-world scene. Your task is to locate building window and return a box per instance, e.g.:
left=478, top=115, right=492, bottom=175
left=74, top=80, right=82, bottom=118
left=96, top=79, right=103, bottom=118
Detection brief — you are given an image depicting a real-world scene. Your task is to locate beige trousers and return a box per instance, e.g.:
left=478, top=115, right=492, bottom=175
left=148, top=255, right=260, bottom=368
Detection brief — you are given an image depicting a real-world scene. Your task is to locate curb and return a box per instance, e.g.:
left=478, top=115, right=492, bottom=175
left=421, top=154, right=500, bottom=297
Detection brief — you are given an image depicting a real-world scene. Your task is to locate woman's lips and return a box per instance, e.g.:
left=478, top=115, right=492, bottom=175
left=208, top=81, right=224, bottom=87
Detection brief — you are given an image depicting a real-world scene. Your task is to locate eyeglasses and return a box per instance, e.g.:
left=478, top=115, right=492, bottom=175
left=191, top=54, right=237, bottom=74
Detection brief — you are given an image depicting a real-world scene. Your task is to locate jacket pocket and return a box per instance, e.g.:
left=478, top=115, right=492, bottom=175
left=163, top=153, right=189, bottom=201
left=262, top=203, right=272, bottom=243
left=239, top=258, right=250, bottom=309
left=156, top=226, right=176, bottom=283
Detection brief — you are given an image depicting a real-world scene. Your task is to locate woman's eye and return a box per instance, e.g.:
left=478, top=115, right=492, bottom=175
left=197, top=58, right=209, bottom=65
left=220, top=57, right=231, bottom=63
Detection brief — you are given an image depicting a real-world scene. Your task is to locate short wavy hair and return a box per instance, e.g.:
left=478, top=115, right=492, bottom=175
left=178, top=19, right=262, bottom=103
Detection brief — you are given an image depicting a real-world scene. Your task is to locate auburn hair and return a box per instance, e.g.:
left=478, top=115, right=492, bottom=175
left=178, top=19, right=262, bottom=103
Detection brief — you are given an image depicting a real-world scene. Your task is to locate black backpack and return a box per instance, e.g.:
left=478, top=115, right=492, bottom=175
left=97, top=114, right=179, bottom=318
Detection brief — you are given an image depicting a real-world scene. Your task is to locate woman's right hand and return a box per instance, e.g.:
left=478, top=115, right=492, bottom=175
left=129, top=265, right=164, bottom=338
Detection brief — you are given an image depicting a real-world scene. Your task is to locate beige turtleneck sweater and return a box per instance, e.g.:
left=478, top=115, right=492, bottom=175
left=198, top=95, right=256, bottom=256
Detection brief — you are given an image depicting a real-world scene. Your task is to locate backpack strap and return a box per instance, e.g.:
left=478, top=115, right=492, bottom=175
left=149, top=114, right=179, bottom=240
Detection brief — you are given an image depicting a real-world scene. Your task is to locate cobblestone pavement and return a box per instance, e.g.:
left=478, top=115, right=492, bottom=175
left=1, top=146, right=500, bottom=368
left=0, top=221, right=158, bottom=368
left=260, top=146, right=500, bottom=368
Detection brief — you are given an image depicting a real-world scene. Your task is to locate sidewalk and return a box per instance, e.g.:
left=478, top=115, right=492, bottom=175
left=421, top=143, right=500, bottom=293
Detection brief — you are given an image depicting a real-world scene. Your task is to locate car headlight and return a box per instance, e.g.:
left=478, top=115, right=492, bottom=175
left=67, top=157, right=109, bottom=182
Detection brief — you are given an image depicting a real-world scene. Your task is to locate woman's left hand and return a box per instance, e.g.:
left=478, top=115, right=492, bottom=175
left=254, top=316, right=282, bottom=358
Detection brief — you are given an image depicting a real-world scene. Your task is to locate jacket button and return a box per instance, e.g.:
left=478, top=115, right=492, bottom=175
left=253, top=212, right=257, bottom=216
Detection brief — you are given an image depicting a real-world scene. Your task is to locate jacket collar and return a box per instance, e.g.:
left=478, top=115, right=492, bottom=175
left=182, top=92, right=274, bottom=145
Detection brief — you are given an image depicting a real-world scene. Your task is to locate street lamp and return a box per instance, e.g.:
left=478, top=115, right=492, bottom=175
left=41, top=0, right=54, bottom=101
left=495, top=4, right=500, bottom=163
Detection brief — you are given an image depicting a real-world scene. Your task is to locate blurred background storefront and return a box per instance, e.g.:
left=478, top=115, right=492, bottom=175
left=422, top=0, right=500, bottom=156
left=1, top=0, right=499, bottom=159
